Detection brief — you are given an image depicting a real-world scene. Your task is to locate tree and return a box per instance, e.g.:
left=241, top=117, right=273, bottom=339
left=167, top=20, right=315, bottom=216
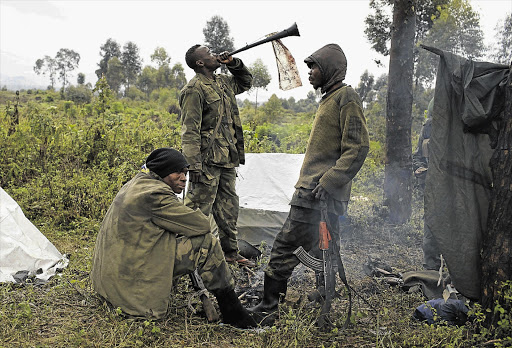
left=416, top=0, right=485, bottom=85
left=34, top=55, right=57, bottom=89
left=365, top=0, right=450, bottom=86
left=248, top=59, right=271, bottom=111
left=203, top=15, right=235, bottom=73
left=364, top=0, right=392, bottom=56
left=151, top=47, right=171, bottom=68
left=106, top=57, right=124, bottom=95
left=259, top=94, right=284, bottom=124
left=55, top=48, right=80, bottom=90
left=481, top=68, right=512, bottom=333
left=77, top=73, right=85, bottom=85
left=384, top=0, right=416, bottom=224
left=121, top=41, right=142, bottom=95
left=96, top=38, right=121, bottom=79
left=171, top=63, right=187, bottom=90
left=137, top=66, right=157, bottom=97
left=356, top=70, right=375, bottom=103
left=490, top=12, right=512, bottom=64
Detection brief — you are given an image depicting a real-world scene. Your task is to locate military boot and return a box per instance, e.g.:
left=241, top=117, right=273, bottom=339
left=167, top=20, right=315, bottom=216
left=248, top=274, right=287, bottom=324
left=307, top=271, right=326, bottom=303
left=213, top=288, right=257, bottom=329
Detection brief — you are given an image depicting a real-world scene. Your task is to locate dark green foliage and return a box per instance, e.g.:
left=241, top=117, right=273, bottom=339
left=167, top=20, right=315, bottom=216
left=96, top=38, right=122, bottom=79
left=65, top=85, right=93, bottom=104
left=121, top=41, right=143, bottom=95
left=0, top=89, right=181, bottom=230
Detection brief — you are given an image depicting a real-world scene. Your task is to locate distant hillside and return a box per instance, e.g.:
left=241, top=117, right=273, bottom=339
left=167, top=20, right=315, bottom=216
left=0, top=75, right=47, bottom=90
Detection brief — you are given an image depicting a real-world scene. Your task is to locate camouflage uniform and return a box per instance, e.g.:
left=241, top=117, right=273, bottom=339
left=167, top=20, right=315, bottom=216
left=265, top=44, right=370, bottom=282
left=179, top=58, right=252, bottom=254
left=91, top=170, right=234, bottom=320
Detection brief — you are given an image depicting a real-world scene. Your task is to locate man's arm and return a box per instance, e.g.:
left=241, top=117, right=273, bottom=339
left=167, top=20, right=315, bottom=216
left=151, top=192, right=210, bottom=238
left=180, top=88, right=204, bottom=174
left=225, top=57, right=253, bottom=94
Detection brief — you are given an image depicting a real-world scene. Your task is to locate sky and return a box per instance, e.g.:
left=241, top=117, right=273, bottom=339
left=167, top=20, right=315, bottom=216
left=0, top=0, right=510, bottom=102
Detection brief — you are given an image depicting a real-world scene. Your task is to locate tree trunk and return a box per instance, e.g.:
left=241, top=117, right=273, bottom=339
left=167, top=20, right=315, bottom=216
left=481, top=67, right=512, bottom=327
left=384, top=0, right=416, bottom=224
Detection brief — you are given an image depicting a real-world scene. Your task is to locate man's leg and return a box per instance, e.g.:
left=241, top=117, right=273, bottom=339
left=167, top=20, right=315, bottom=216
left=173, top=233, right=233, bottom=290
left=173, top=233, right=256, bottom=328
left=183, top=166, right=219, bottom=217
left=250, top=206, right=320, bottom=322
left=211, top=167, right=239, bottom=254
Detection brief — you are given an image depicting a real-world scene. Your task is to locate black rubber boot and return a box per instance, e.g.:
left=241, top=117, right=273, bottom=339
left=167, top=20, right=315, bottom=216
left=307, top=271, right=326, bottom=303
left=248, top=274, right=287, bottom=324
left=213, top=288, right=257, bottom=329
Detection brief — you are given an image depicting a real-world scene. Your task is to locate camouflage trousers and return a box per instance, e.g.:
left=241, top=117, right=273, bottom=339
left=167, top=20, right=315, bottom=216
left=265, top=205, right=341, bottom=282
left=184, top=166, right=239, bottom=254
left=173, top=232, right=234, bottom=292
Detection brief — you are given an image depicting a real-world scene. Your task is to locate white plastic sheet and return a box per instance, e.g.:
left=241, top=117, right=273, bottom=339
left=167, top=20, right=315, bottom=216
left=235, top=153, right=304, bottom=244
left=0, top=187, right=68, bottom=283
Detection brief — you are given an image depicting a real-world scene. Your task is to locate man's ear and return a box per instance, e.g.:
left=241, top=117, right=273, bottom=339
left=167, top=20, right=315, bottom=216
left=195, top=59, right=204, bottom=68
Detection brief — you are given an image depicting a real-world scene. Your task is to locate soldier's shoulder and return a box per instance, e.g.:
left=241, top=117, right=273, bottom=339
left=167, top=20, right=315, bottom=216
left=181, top=76, right=203, bottom=92
left=342, top=85, right=360, bottom=99
left=336, top=85, right=362, bottom=106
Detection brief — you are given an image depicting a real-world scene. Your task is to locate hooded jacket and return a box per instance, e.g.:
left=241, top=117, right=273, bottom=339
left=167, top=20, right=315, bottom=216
left=293, top=44, right=369, bottom=215
left=304, top=43, right=347, bottom=94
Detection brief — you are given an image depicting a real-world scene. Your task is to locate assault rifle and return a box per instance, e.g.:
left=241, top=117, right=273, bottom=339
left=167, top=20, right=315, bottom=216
left=189, top=269, right=219, bottom=322
left=293, top=199, right=352, bottom=329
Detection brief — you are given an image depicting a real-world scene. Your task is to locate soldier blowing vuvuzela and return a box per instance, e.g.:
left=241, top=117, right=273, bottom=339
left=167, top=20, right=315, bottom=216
left=179, top=45, right=255, bottom=267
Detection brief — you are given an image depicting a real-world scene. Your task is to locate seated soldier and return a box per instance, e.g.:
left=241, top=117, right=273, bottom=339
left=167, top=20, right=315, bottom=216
left=91, top=147, right=256, bottom=328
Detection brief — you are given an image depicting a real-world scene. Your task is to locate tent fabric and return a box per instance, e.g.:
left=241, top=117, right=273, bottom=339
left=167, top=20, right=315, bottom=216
left=424, top=47, right=509, bottom=300
left=0, top=187, right=68, bottom=283
left=235, top=153, right=304, bottom=245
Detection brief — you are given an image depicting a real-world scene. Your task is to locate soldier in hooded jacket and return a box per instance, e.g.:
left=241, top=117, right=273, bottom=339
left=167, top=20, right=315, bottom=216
left=91, top=148, right=256, bottom=328
left=249, top=44, right=370, bottom=323
left=179, top=45, right=255, bottom=267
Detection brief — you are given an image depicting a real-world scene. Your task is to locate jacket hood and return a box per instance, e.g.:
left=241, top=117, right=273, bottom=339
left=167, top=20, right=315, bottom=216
left=304, top=44, right=347, bottom=94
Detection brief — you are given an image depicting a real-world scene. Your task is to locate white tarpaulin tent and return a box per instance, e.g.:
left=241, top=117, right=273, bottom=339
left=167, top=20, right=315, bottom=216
left=0, top=187, right=68, bottom=283
left=234, top=153, right=305, bottom=246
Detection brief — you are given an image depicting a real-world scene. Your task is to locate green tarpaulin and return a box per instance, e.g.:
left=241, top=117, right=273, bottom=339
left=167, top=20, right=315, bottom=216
left=423, top=46, right=509, bottom=300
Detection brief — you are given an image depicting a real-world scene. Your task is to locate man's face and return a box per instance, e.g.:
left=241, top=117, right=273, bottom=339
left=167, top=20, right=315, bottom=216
left=195, top=45, right=221, bottom=71
left=308, top=63, right=323, bottom=90
left=163, top=168, right=188, bottom=194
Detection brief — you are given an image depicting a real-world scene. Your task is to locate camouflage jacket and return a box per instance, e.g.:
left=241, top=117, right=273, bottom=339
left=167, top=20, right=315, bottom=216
left=91, top=171, right=210, bottom=319
left=179, top=58, right=252, bottom=170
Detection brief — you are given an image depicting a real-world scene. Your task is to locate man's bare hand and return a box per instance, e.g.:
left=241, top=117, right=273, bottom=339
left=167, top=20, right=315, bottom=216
left=312, top=184, right=329, bottom=201
left=217, top=51, right=234, bottom=65
left=188, top=170, right=201, bottom=183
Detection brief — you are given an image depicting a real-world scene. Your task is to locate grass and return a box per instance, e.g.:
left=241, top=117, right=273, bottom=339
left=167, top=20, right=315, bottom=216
left=0, top=190, right=500, bottom=348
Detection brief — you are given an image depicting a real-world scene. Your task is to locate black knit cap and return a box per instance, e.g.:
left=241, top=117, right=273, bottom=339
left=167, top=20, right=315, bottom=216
left=145, top=148, right=189, bottom=178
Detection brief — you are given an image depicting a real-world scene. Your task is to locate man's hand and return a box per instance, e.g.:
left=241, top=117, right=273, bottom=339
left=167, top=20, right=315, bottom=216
left=188, top=170, right=201, bottom=183
left=217, top=51, right=234, bottom=66
left=414, top=167, right=428, bottom=177
left=312, top=184, right=329, bottom=201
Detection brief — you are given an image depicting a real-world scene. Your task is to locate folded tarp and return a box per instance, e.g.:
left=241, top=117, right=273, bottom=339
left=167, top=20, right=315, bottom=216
left=0, top=187, right=68, bottom=283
